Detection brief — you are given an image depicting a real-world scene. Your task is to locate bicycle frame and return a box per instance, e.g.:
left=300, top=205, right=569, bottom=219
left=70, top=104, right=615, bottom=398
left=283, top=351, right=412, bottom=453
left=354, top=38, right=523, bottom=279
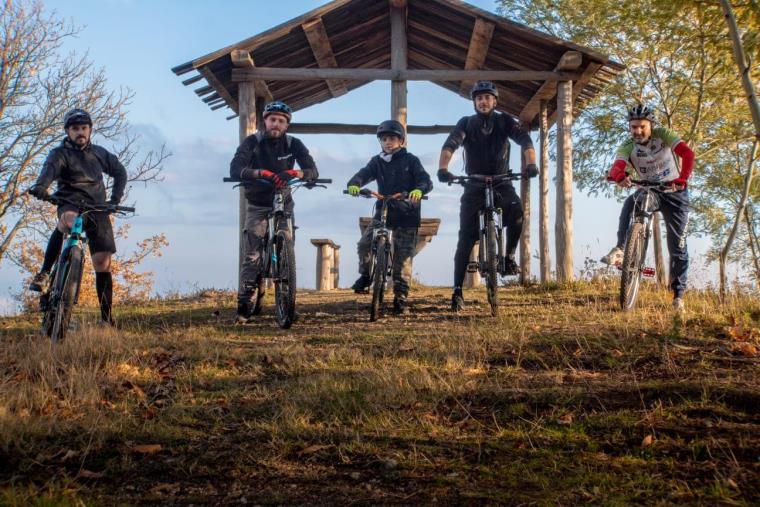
left=262, top=188, right=294, bottom=281
left=477, top=181, right=505, bottom=275
left=370, top=199, right=393, bottom=279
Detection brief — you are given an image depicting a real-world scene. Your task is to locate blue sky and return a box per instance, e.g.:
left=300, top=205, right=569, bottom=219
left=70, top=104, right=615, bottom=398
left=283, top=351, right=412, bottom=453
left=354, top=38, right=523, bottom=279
left=0, top=0, right=719, bottom=313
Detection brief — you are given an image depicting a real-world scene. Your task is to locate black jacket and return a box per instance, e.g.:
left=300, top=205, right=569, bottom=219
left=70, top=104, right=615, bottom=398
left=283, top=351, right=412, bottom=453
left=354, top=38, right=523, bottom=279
left=443, top=111, right=533, bottom=176
left=347, top=148, right=433, bottom=228
left=229, top=132, right=318, bottom=207
left=32, top=138, right=128, bottom=205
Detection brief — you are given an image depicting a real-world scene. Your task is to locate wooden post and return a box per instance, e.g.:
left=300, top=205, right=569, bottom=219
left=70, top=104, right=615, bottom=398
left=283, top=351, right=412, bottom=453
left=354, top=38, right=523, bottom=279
left=237, top=82, right=258, bottom=293
left=652, top=213, right=666, bottom=286
left=311, top=240, right=335, bottom=291
left=464, top=243, right=481, bottom=288
left=520, top=158, right=531, bottom=285
left=555, top=80, right=574, bottom=282
left=538, top=100, right=551, bottom=283
left=390, top=0, right=408, bottom=132
left=333, top=246, right=341, bottom=289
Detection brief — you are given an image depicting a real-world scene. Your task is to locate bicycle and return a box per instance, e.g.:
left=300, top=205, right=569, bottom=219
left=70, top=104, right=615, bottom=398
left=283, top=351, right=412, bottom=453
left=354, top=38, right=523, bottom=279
left=224, top=176, right=331, bottom=329
left=37, top=195, right=135, bottom=342
left=449, top=173, right=523, bottom=316
left=618, top=180, right=668, bottom=311
left=344, top=188, right=427, bottom=321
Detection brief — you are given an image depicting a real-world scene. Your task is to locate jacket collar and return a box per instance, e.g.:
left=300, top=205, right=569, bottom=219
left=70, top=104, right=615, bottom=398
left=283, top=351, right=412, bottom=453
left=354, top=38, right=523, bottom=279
left=63, top=137, right=91, bottom=152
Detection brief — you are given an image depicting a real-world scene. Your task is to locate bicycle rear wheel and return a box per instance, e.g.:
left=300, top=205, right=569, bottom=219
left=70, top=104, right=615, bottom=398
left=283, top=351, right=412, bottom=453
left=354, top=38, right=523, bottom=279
left=370, top=237, right=388, bottom=322
left=484, top=219, right=500, bottom=316
left=620, top=222, right=647, bottom=311
left=49, top=247, right=84, bottom=342
left=274, top=231, right=296, bottom=329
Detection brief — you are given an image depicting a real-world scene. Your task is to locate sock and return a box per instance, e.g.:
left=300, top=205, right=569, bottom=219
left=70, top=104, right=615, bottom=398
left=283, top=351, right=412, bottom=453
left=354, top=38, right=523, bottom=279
left=41, top=229, right=64, bottom=273
left=95, top=272, right=113, bottom=323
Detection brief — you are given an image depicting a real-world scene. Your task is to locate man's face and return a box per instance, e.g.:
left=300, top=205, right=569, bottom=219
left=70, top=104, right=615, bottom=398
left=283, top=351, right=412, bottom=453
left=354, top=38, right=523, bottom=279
left=474, top=93, right=497, bottom=114
left=379, top=134, right=403, bottom=153
left=264, top=114, right=289, bottom=137
left=66, top=123, right=91, bottom=147
left=629, top=119, right=652, bottom=143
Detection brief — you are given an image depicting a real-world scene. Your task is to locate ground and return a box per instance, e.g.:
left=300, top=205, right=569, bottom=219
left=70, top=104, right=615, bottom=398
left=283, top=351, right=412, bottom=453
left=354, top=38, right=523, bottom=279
left=1, top=281, right=759, bottom=505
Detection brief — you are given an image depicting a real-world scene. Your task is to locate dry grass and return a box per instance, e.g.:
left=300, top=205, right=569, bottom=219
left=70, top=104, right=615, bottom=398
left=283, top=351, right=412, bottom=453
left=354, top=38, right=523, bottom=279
left=1, top=281, right=759, bottom=505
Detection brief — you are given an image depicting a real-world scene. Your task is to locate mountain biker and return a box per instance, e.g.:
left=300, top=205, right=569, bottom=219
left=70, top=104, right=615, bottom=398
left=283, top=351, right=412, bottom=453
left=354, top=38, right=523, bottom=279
left=602, top=104, right=695, bottom=310
left=27, top=108, right=128, bottom=326
left=229, top=101, right=319, bottom=323
left=437, top=80, right=538, bottom=312
left=347, top=120, right=433, bottom=316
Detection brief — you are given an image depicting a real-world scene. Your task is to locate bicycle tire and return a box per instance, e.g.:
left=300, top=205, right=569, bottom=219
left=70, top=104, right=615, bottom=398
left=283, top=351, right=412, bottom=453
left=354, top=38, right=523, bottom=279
left=370, top=236, right=388, bottom=322
left=274, top=231, right=296, bottom=329
left=620, top=221, right=647, bottom=311
left=49, top=247, right=83, bottom=342
left=485, top=219, right=500, bottom=316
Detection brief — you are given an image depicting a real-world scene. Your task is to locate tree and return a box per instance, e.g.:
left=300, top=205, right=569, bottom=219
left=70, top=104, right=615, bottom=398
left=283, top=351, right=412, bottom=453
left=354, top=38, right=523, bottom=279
left=498, top=0, right=760, bottom=291
left=0, top=0, right=169, bottom=301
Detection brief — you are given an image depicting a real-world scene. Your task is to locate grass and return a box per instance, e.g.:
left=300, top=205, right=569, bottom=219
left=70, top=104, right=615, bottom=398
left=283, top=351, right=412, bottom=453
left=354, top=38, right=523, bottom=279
left=0, top=281, right=759, bottom=505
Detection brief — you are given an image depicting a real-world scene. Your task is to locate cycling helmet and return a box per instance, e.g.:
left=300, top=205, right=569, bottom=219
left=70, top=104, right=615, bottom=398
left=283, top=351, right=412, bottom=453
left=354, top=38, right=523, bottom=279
left=263, top=101, right=292, bottom=122
left=376, top=120, right=406, bottom=140
left=63, top=108, right=92, bottom=128
left=627, top=104, right=656, bottom=122
left=470, top=80, right=499, bottom=100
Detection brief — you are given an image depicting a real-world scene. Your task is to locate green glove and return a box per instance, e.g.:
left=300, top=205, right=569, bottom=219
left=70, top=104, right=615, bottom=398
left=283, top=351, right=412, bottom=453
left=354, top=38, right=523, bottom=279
left=348, top=185, right=361, bottom=196
left=409, top=189, right=423, bottom=201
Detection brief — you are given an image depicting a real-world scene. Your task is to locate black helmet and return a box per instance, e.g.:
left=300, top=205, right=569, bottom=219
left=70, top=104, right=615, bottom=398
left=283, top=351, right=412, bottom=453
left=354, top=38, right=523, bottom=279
left=376, top=120, right=405, bottom=140
left=263, top=101, right=292, bottom=122
left=63, top=108, right=92, bottom=128
left=627, top=104, right=656, bottom=122
left=470, top=80, right=499, bottom=100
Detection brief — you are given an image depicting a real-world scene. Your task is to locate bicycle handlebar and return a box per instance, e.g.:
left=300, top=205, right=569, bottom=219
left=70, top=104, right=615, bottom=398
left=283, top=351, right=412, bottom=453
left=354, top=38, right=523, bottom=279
left=42, top=194, right=135, bottom=214
left=449, top=172, right=524, bottom=186
left=343, top=189, right=428, bottom=200
left=223, top=177, right=332, bottom=187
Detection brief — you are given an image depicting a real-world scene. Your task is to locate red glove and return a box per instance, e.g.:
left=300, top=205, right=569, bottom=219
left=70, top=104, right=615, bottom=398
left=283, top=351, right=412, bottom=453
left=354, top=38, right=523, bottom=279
left=607, top=160, right=627, bottom=183
left=258, top=169, right=285, bottom=188
left=282, top=169, right=300, bottom=181
left=672, top=178, right=687, bottom=189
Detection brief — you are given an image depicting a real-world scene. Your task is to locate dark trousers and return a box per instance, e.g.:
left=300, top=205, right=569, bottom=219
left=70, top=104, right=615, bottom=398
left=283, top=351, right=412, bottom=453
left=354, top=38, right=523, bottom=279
left=453, top=183, right=523, bottom=288
left=618, top=189, right=690, bottom=297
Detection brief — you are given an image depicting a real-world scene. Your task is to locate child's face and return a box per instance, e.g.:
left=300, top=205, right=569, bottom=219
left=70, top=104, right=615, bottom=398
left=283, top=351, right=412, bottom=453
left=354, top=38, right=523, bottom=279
left=379, top=134, right=403, bottom=153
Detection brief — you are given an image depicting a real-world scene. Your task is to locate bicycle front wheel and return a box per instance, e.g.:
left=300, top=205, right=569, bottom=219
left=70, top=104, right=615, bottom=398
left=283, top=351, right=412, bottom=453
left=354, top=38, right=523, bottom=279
left=274, top=231, right=297, bottom=329
left=620, top=222, right=647, bottom=311
left=370, top=237, right=388, bottom=322
left=49, top=247, right=84, bottom=343
left=484, top=219, right=500, bottom=316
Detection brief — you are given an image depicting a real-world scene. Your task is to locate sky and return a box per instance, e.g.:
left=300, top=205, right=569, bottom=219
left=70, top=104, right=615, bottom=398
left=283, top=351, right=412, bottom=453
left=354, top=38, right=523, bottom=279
left=0, top=0, right=720, bottom=314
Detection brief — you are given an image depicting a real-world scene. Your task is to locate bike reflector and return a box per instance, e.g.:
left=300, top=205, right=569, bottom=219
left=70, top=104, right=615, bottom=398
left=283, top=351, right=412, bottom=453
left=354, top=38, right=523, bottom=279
left=642, top=267, right=656, bottom=278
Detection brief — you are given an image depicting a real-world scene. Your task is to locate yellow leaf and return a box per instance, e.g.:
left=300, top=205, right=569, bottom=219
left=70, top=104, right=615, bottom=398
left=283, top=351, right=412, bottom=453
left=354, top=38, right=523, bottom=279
left=641, top=435, right=654, bottom=448
left=129, top=444, right=162, bottom=454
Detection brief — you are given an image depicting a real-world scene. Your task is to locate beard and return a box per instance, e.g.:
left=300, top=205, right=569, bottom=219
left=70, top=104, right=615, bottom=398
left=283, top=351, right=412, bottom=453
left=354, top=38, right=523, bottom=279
left=265, top=128, right=284, bottom=138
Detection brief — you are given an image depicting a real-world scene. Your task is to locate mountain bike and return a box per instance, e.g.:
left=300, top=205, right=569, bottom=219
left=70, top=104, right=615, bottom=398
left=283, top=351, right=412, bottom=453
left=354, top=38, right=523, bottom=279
left=450, top=173, right=523, bottom=316
left=38, top=195, right=134, bottom=342
left=224, top=176, right=331, bottom=329
left=618, top=180, right=668, bottom=311
left=344, top=189, right=427, bottom=321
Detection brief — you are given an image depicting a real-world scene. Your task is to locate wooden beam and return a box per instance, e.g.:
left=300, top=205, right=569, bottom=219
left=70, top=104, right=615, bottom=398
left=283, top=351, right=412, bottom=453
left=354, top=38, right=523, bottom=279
left=459, top=18, right=495, bottom=96
left=519, top=51, right=585, bottom=125
left=302, top=18, right=348, bottom=98
left=538, top=100, right=551, bottom=283
left=237, top=83, right=259, bottom=293
left=182, top=74, right=203, bottom=86
left=232, top=68, right=581, bottom=82
left=198, top=66, right=238, bottom=113
left=548, top=61, right=602, bottom=125
left=287, top=123, right=456, bottom=135
left=230, top=50, right=273, bottom=102
left=555, top=80, right=574, bottom=282
left=390, top=0, right=408, bottom=130
left=556, top=51, right=582, bottom=71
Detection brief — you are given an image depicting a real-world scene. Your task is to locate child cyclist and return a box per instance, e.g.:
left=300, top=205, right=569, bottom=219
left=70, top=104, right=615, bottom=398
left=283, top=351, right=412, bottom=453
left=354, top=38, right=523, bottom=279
left=347, top=120, right=433, bottom=315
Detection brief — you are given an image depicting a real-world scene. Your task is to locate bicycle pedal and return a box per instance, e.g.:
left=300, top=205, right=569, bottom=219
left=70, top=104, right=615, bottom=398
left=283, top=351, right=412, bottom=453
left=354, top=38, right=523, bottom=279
left=466, top=262, right=479, bottom=273
left=642, top=267, right=656, bottom=278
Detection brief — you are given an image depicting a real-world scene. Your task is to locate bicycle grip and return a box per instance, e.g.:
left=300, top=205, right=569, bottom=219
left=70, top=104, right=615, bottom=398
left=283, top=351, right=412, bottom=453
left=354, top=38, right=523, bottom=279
left=116, top=206, right=136, bottom=213
left=312, top=179, right=332, bottom=184
left=223, top=177, right=239, bottom=183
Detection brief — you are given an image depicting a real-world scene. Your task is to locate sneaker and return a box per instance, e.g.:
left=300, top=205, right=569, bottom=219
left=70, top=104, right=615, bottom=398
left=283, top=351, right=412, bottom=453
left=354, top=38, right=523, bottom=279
left=672, top=297, right=685, bottom=312
left=393, top=297, right=410, bottom=316
left=451, top=288, right=464, bottom=312
left=29, top=271, right=49, bottom=292
left=502, top=255, right=519, bottom=276
left=236, top=301, right=252, bottom=324
left=351, top=275, right=371, bottom=294
left=601, top=246, right=623, bottom=265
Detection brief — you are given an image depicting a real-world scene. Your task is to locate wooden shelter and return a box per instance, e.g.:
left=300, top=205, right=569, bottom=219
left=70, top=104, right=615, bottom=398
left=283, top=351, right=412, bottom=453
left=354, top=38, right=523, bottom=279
left=172, top=0, right=623, bottom=287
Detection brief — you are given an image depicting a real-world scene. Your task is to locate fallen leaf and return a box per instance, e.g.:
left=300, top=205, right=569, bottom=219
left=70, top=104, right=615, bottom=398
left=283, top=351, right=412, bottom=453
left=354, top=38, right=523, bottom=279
left=128, top=444, right=162, bottom=454
left=78, top=469, right=105, bottom=479
left=726, top=326, right=757, bottom=342
left=60, top=449, right=77, bottom=462
left=611, top=349, right=624, bottom=357
left=558, top=413, right=574, bottom=425
left=297, top=444, right=333, bottom=456
left=641, top=435, right=654, bottom=448
left=733, top=343, right=758, bottom=357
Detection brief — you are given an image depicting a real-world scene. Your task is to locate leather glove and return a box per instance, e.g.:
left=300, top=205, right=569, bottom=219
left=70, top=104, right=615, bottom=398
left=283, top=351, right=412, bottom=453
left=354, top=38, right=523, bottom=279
left=28, top=185, right=50, bottom=200
left=347, top=185, right=361, bottom=196
left=524, top=164, right=539, bottom=178
left=409, top=189, right=423, bottom=202
left=437, top=168, right=453, bottom=183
